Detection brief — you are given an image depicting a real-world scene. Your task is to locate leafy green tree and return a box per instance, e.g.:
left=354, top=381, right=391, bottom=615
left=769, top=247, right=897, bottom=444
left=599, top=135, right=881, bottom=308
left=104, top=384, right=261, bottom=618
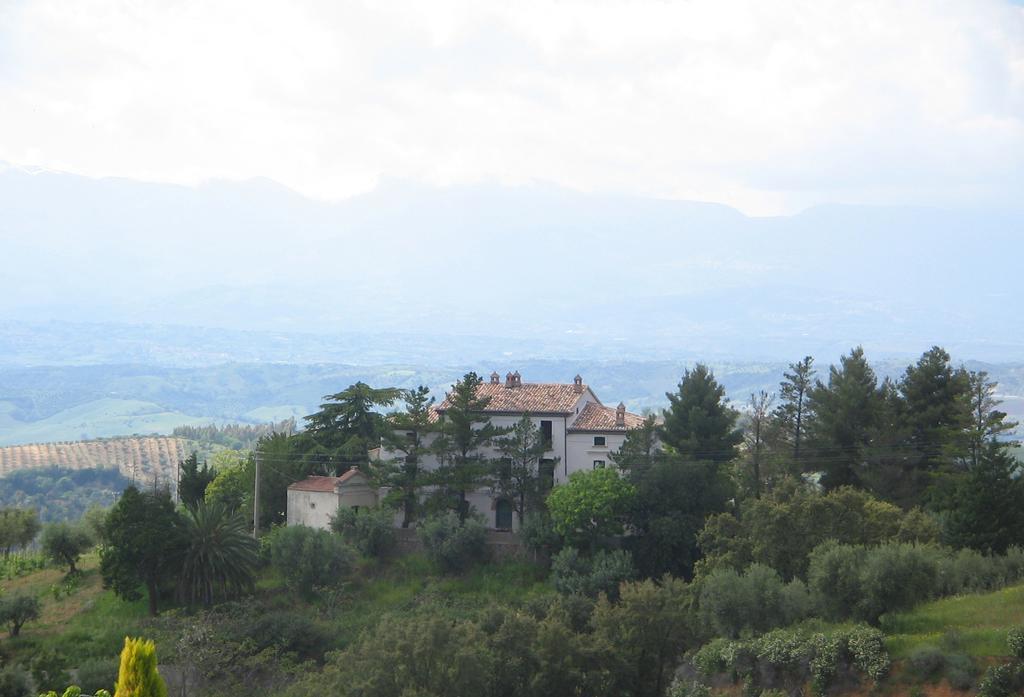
left=250, top=432, right=311, bottom=529
left=492, top=414, right=551, bottom=525
left=203, top=451, right=249, bottom=513
left=940, top=443, right=1024, bottom=554
left=660, top=364, right=741, bottom=463
left=432, top=372, right=504, bottom=521
left=628, top=457, right=732, bottom=578
left=965, top=370, right=1018, bottom=469
left=41, top=521, right=92, bottom=574
left=898, top=346, right=971, bottom=470
left=547, top=467, right=636, bottom=549
left=378, top=386, right=436, bottom=527
left=114, top=637, right=168, bottom=697
left=177, top=452, right=215, bottom=507
left=591, top=577, right=694, bottom=697
left=0, top=507, right=40, bottom=555
left=0, top=593, right=40, bottom=637
left=417, top=512, right=489, bottom=573
left=775, top=356, right=816, bottom=462
left=100, top=487, right=187, bottom=616
left=806, top=347, right=884, bottom=488
left=177, top=501, right=258, bottom=608
left=302, top=382, right=402, bottom=468
left=331, top=506, right=397, bottom=558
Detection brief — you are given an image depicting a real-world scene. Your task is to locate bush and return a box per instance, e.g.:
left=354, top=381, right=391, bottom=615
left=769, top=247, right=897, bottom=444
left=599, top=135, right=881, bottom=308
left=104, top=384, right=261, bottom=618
left=74, top=657, right=119, bottom=695
left=906, top=645, right=945, bottom=682
left=30, top=648, right=72, bottom=693
left=699, top=564, right=811, bottom=638
left=330, top=506, right=396, bottom=558
left=667, top=679, right=711, bottom=697
left=519, top=512, right=561, bottom=557
left=943, top=653, right=976, bottom=691
left=417, top=512, right=488, bottom=574
left=1007, top=626, right=1024, bottom=660
left=267, top=525, right=355, bottom=595
left=243, top=611, right=331, bottom=661
left=550, top=547, right=636, bottom=600
left=0, top=667, right=29, bottom=697
left=978, top=663, right=1024, bottom=697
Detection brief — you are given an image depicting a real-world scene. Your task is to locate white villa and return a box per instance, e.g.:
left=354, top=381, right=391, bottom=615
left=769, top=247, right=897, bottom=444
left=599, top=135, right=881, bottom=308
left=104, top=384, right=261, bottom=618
left=286, top=371, right=645, bottom=531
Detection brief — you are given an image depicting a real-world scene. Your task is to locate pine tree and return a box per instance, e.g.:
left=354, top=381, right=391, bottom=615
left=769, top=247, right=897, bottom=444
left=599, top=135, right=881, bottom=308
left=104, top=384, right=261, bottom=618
left=774, top=356, right=815, bottom=462
left=303, top=382, right=403, bottom=469
left=432, top=373, right=504, bottom=522
left=805, top=346, right=884, bottom=489
left=492, top=414, right=550, bottom=525
left=612, top=415, right=659, bottom=481
left=744, top=390, right=775, bottom=498
left=941, top=443, right=1024, bottom=554
left=659, top=364, right=741, bottom=463
left=898, top=346, right=971, bottom=470
left=177, top=452, right=214, bottom=507
left=965, top=370, right=1018, bottom=469
left=379, top=386, right=437, bottom=527
left=114, top=637, right=167, bottom=697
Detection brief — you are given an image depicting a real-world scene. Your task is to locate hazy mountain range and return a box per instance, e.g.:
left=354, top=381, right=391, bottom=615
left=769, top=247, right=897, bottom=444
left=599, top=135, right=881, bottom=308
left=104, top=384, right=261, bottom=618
left=1, top=164, right=1022, bottom=446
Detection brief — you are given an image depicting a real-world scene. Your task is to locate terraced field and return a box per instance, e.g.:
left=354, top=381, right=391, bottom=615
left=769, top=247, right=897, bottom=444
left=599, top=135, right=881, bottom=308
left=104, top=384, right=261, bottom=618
left=0, top=435, right=191, bottom=482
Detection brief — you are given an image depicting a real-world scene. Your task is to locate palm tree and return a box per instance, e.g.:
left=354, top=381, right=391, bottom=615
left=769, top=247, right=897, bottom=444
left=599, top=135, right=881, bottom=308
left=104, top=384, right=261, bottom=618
left=178, top=501, right=259, bottom=608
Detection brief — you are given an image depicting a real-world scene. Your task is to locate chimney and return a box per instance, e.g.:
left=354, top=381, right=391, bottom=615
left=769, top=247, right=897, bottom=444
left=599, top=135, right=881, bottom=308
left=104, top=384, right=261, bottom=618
left=506, top=372, right=515, bottom=388
left=490, top=371, right=500, bottom=385
left=573, top=374, right=583, bottom=393
left=513, top=370, right=522, bottom=386
left=615, top=402, right=626, bottom=427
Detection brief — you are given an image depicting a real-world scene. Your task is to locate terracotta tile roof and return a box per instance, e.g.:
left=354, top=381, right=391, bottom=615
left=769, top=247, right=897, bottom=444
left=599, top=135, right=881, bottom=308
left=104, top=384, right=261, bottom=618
left=568, top=402, right=646, bottom=432
left=288, top=469, right=362, bottom=492
left=436, top=381, right=586, bottom=415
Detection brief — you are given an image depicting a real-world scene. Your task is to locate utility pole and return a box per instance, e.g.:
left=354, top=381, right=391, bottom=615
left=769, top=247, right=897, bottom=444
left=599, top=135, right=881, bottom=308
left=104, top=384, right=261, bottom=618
left=252, top=449, right=260, bottom=538
left=174, top=456, right=180, bottom=504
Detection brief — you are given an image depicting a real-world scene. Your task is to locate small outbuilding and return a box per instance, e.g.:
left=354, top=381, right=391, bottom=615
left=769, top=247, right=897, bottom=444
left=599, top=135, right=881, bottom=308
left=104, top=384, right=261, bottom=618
left=286, top=468, right=378, bottom=530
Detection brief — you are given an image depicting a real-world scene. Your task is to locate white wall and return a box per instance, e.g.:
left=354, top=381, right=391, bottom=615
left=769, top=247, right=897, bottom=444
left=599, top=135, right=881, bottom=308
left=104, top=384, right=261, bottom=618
left=565, top=432, right=629, bottom=477
left=286, top=489, right=339, bottom=530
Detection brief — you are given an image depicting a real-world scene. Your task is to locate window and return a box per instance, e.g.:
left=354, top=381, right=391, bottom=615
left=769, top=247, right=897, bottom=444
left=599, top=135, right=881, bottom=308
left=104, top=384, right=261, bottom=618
left=540, top=459, right=555, bottom=491
left=310, top=501, right=316, bottom=509
left=593, top=436, right=606, bottom=446
left=498, top=457, right=512, bottom=480
left=541, top=420, right=553, bottom=449
left=352, top=505, right=360, bottom=514
left=593, top=460, right=605, bottom=469
left=495, top=499, right=514, bottom=530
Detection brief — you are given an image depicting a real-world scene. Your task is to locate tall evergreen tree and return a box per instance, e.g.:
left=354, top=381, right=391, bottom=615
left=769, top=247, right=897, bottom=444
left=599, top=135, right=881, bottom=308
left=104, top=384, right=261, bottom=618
left=379, top=386, right=437, bottom=528
left=774, top=356, right=815, bottom=462
left=177, top=452, right=215, bottom=507
left=898, top=346, right=971, bottom=470
left=491, top=414, right=550, bottom=525
left=660, top=364, right=741, bottom=463
left=432, top=373, right=504, bottom=521
left=744, top=390, right=775, bottom=499
left=965, top=370, right=1018, bottom=469
left=806, top=346, right=884, bottom=489
left=612, top=415, right=659, bottom=481
left=940, top=442, right=1024, bottom=554
left=303, top=382, right=402, bottom=469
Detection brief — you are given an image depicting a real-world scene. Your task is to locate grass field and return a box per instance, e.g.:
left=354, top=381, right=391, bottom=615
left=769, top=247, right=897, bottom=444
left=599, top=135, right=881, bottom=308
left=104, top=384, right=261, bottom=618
left=882, top=583, right=1024, bottom=658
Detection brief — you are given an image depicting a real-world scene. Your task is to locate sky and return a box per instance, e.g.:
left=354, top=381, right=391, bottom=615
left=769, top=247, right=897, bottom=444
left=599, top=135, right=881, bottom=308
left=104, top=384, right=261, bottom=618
left=0, top=0, right=1021, bottom=215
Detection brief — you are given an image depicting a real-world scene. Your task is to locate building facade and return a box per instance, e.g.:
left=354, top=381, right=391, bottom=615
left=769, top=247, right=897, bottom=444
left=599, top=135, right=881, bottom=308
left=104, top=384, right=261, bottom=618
left=287, top=371, right=645, bottom=532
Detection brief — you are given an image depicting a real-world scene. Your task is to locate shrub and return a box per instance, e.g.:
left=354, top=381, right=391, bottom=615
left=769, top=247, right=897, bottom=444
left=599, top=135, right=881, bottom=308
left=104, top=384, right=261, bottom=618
left=0, top=667, right=30, bottom=697
left=1008, top=626, right=1024, bottom=660
left=330, top=506, right=396, bottom=558
left=699, top=564, right=811, bottom=638
left=267, top=525, right=355, bottom=594
left=74, top=657, right=119, bottom=695
left=550, top=547, right=636, bottom=599
left=417, top=512, right=488, bottom=574
left=243, top=611, right=331, bottom=661
left=978, top=663, right=1024, bottom=697
left=906, top=645, right=945, bottom=681
left=667, top=679, right=711, bottom=697
left=115, top=637, right=168, bottom=697
left=29, top=648, right=72, bottom=694
left=856, top=543, right=938, bottom=623
left=519, top=512, right=562, bottom=557
left=944, top=653, right=976, bottom=691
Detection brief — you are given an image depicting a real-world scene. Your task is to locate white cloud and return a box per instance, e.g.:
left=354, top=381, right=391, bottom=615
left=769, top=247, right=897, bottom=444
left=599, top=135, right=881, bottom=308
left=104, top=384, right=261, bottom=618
left=0, top=0, right=1021, bottom=214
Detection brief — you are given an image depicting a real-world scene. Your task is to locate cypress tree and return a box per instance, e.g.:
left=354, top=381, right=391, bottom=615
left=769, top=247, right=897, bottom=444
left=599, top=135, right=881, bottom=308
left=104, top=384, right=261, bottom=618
left=114, top=637, right=167, bottom=697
